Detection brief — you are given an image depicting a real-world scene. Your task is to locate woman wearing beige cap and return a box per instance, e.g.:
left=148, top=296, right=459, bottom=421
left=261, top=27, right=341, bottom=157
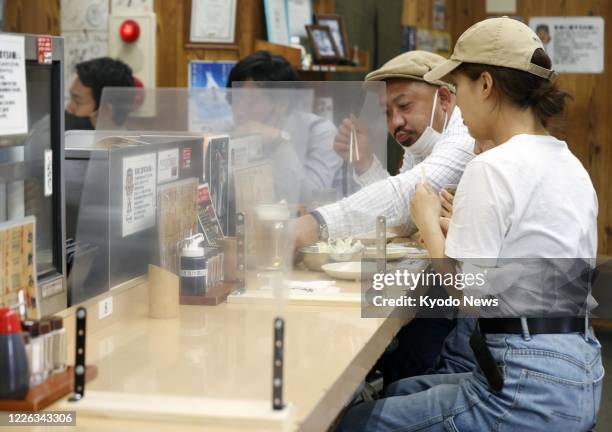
left=338, top=17, right=602, bottom=432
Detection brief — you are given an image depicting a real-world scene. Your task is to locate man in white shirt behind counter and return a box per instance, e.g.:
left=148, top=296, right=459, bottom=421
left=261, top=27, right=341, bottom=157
left=294, top=51, right=477, bottom=384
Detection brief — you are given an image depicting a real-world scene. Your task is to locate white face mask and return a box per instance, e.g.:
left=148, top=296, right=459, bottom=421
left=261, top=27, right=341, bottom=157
left=405, top=90, right=447, bottom=159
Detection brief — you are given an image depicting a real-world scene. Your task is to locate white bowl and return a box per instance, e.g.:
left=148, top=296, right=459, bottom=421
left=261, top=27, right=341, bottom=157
left=321, top=261, right=362, bottom=281
left=299, top=246, right=331, bottom=272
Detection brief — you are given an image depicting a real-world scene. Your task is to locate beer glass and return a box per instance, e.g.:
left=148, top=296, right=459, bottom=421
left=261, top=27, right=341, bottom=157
left=254, top=204, right=290, bottom=271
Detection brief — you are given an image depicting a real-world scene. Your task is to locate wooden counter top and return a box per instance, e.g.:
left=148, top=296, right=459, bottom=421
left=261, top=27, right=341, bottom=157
left=18, top=271, right=412, bottom=431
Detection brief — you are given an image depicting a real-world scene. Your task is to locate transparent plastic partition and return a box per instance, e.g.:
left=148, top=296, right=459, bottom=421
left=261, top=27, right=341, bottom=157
left=71, top=82, right=388, bottom=295
left=70, top=85, right=401, bottom=427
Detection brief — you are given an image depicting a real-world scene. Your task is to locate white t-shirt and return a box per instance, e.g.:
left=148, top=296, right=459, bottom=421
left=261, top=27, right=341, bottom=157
left=446, top=134, right=597, bottom=260
left=445, top=134, right=598, bottom=316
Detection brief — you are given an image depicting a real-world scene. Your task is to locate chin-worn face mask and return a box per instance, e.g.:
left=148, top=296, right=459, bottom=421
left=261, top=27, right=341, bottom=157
left=65, top=110, right=94, bottom=131
left=405, top=90, right=447, bottom=159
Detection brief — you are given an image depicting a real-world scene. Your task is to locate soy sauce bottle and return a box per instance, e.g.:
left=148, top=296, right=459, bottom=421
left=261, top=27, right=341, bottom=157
left=180, top=233, right=208, bottom=296
left=0, top=307, right=30, bottom=399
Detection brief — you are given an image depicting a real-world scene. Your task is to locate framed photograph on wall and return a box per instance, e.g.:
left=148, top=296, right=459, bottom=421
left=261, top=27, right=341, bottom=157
left=315, top=14, right=349, bottom=61
left=186, top=0, right=238, bottom=48
left=306, top=25, right=340, bottom=64
left=264, top=0, right=291, bottom=45
left=287, top=0, right=313, bottom=39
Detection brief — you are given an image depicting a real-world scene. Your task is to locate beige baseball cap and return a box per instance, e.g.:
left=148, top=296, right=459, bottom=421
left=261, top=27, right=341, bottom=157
left=424, top=17, right=558, bottom=83
left=366, top=50, right=454, bottom=90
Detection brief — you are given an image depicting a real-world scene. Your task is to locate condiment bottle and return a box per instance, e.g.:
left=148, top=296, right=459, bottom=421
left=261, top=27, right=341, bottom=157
left=0, top=307, right=30, bottom=399
left=50, top=316, right=66, bottom=373
left=180, top=233, right=207, bottom=296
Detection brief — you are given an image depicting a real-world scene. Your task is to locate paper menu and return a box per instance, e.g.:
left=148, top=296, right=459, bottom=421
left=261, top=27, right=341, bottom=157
left=0, top=217, right=36, bottom=312
left=0, top=34, right=28, bottom=136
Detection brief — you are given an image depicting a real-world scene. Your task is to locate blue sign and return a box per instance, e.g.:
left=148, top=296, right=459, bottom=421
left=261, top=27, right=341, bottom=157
left=189, top=61, right=236, bottom=88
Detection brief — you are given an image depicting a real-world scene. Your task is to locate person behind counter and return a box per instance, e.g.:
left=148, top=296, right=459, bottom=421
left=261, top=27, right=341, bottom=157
left=338, top=17, right=602, bottom=432
left=226, top=51, right=342, bottom=209
left=65, top=57, right=135, bottom=130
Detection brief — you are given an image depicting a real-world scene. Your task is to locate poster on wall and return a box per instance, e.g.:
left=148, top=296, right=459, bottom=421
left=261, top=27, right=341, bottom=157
left=0, top=34, right=28, bottom=135
left=401, top=26, right=417, bottom=52
left=122, top=153, right=157, bottom=237
left=416, top=29, right=434, bottom=52
left=432, top=0, right=445, bottom=31
left=264, top=0, right=291, bottom=45
left=62, top=31, right=108, bottom=98
left=189, top=0, right=237, bottom=44
left=432, top=31, right=451, bottom=57
left=529, top=16, right=604, bottom=74
left=188, top=61, right=235, bottom=133
left=288, top=0, right=313, bottom=38
left=189, top=61, right=235, bottom=88
left=61, top=0, right=108, bottom=31
left=61, top=0, right=109, bottom=97
left=111, top=0, right=155, bottom=14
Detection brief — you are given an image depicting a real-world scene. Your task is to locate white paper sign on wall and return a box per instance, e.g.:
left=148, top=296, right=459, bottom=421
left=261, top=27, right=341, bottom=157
left=529, top=16, right=604, bottom=74
left=0, top=34, right=28, bottom=136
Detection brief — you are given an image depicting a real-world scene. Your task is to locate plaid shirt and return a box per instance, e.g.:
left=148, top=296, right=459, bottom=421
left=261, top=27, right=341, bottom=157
left=317, top=107, right=475, bottom=238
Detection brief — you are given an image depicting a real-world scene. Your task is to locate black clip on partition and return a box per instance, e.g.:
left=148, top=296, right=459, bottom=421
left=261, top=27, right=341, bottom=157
left=272, top=317, right=285, bottom=410
left=69, top=306, right=87, bottom=402
left=376, top=216, right=387, bottom=274
left=235, top=212, right=246, bottom=295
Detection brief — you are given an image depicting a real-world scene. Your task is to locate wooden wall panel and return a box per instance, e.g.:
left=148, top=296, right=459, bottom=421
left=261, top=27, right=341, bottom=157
left=4, top=0, right=612, bottom=253
left=155, top=0, right=265, bottom=87
left=401, top=0, right=612, bottom=254
left=4, top=0, right=60, bottom=35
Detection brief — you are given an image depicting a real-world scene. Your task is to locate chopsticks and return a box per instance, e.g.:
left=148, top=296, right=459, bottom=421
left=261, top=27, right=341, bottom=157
left=349, top=125, right=360, bottom=163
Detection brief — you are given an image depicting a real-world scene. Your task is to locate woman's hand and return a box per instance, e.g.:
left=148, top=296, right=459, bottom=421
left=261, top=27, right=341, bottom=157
left=410, top=182, right=447, bottom=259
left=439, top=189, right=454, bottom=218
left=410, top=182, right=442, bottom=233
left=439, top=216, right=450, bottom=237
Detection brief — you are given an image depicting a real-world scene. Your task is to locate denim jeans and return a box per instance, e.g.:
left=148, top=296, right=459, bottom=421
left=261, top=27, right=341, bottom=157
left=429, top=317, right=477, bottom=375
left=337, top=329, right=603, bottom=432
left=376, top=318, right=458, bottom=386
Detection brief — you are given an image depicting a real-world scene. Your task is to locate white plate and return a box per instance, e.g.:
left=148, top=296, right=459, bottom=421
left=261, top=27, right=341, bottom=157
left=364, top=245, right=428, bottom=261
left=354, top=231, right=398, bottom=245
left=396, top=246, right=429, bottom=259
left=321, top=262, right=362, bottom=281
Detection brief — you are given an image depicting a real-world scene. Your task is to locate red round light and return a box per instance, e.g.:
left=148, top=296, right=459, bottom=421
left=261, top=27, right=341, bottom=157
left=119, top=19, right=140, bottom=43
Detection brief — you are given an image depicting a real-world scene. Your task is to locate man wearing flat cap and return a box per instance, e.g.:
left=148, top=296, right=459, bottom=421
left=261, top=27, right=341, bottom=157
left=294, top=50, right=477, bottom=382
left=295, top=50, right=474, bottom=245
left=334, top=51, right=459, bottom=186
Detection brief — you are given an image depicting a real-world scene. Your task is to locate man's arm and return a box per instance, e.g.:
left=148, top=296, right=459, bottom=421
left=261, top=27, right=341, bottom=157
left=315, top=136, right=475, bottom=239
left=352, top=155, right=391, bottom=187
